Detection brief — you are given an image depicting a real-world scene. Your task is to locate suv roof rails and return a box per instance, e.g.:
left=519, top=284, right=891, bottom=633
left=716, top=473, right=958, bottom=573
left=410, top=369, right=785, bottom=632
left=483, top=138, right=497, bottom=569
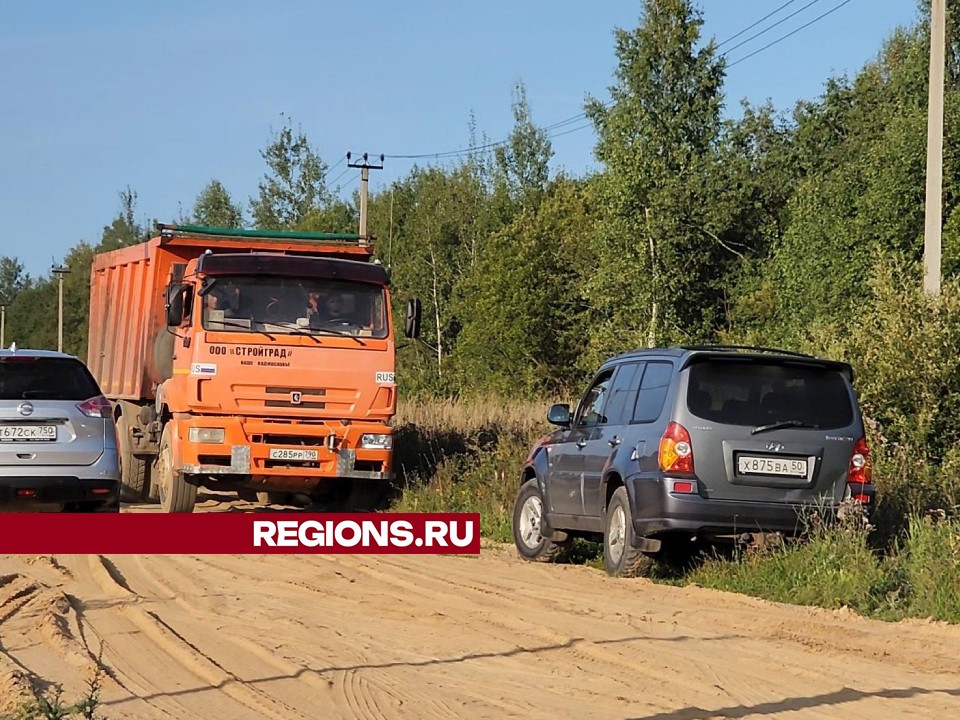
left=678, top=344, right=815, bottom=359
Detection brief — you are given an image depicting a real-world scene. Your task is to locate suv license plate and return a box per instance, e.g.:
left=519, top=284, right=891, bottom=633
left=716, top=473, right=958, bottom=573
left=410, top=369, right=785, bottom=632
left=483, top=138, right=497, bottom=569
left=0, top=425, right=57, bottom=442
left=737, top=455, right=808, bottom=478
left=268, top=448, right=319, bottom=462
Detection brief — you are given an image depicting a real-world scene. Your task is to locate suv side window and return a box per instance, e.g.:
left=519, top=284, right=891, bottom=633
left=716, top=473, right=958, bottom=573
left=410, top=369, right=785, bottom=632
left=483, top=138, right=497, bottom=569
left=632, top=361, right=673, bottom=424
left=575, top=369, right=614, bottom=428
left=602, top=362, right=645, bottom=426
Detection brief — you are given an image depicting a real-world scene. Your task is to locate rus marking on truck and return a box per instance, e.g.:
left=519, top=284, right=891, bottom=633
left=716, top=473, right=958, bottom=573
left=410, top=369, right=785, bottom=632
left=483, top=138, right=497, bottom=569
left=191, top=363, right=217, bottom=376
left=376, top=372, right=395, bottom=384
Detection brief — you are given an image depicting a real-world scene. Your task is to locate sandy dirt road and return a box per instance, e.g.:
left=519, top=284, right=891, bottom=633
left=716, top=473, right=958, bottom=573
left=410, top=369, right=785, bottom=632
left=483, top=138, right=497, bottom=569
left=1, top=494, right=960, bottom=719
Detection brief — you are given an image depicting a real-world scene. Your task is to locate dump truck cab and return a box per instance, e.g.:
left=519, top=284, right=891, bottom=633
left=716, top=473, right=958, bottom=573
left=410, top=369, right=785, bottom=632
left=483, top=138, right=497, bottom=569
left=87, top=224, right=421, bottom=512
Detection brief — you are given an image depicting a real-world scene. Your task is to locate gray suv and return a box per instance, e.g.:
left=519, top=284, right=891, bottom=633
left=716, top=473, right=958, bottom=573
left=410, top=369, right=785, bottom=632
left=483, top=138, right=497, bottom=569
left=0, top=348, right=120, bottom=512
left=512, top=345, right=875, bottom=577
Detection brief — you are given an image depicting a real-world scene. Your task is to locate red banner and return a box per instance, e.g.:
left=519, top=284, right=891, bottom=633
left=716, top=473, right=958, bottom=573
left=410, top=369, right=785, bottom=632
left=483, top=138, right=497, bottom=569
left=0, top=513, right=481, bottom=554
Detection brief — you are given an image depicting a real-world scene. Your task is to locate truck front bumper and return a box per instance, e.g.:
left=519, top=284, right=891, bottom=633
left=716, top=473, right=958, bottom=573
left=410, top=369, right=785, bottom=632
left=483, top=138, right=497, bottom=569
left=176, top=417, right=394, bottom=486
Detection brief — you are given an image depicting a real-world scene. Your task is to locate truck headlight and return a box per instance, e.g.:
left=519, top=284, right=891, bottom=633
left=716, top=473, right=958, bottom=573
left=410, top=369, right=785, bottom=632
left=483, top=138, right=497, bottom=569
left=188, top=427, right=225, bottom=443
left=360, top=433, right=393, bottom=450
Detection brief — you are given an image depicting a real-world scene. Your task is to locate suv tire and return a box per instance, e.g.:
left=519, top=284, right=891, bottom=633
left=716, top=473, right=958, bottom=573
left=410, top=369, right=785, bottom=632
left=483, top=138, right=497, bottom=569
left=512, top=479, right=570, bottom=562
left=603, top=486, right=654, bottom=578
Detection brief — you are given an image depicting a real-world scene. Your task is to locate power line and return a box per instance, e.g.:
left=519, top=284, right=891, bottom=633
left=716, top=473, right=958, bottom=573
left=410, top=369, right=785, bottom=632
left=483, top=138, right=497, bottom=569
left=726, top=0, right=856, bottom=68
left=327, top=165, right=353, bottom=187
left=383, top=1, right=851, bottom=161
left=720, top=0, right=824, bottom=57
left=323, top=154, right=346, bottom=181
left=716, top=0, right=801, bottom=48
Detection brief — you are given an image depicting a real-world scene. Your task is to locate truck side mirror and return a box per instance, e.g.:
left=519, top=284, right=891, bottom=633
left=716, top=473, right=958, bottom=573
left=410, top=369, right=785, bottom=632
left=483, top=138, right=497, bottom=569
left=404, top=298, right=422, bottom=339
left=165, top=284, right=192, bottom=326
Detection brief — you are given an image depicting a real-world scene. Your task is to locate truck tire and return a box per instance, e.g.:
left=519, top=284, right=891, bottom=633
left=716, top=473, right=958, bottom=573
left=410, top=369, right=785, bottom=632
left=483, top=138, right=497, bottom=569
left=154, top=425, right=197, bottom=513
left=345, top=480, right=384, bottom=511
left=512, top=479, right=571, bottom=562
left=603, top=486, right=654, bottom=578
left=117, top=412, right=151, bottom=503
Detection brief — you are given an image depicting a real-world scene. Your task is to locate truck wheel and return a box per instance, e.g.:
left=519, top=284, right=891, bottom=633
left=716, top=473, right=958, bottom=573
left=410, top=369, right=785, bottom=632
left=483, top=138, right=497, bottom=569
left=236, top=488, right=259, bottom=503
left=603, top=486, right=654, bottom=578
left=117, top=413, right=151, bottom=503
left=345, top=481, right=384, bottom=511
left=154, top=425, right=197, bottom=514
left=512, top=479, right=571, bottom=562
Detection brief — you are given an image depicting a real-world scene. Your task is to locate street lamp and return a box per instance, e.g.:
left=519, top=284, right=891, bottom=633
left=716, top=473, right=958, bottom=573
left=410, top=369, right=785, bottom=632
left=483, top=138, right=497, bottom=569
left=51, top=264, right=71, bottom=353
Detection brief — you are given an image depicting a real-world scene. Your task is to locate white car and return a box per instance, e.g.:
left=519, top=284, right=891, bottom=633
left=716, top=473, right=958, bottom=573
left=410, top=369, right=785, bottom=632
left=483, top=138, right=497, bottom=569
left=0, top=347, right=120, bottom=512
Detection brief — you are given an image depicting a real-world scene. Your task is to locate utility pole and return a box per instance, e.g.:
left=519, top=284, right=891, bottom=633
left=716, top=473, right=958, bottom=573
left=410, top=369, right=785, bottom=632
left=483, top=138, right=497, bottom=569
left=924, top=0, right=946, bottom=296
left=346, top=152, right=384, bottom=246
left=51, top=264, right=71, bottom=352
left=1, top=305, right=5, bottom=348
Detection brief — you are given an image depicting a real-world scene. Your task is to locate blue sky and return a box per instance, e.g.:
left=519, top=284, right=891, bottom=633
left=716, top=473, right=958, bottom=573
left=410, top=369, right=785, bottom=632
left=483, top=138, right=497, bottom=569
left=0, top=1, right=922, bottom=278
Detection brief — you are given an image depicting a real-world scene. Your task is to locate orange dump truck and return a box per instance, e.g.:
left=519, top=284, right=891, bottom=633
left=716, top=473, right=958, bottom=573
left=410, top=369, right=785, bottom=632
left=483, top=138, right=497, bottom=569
left=86, top=223, right=421, bottom=512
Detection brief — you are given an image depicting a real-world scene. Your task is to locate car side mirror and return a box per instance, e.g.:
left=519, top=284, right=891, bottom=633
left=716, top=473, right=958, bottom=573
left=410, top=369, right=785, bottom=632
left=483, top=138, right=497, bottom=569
left=404, top=298, right=422, bottom=339
left=547, top=403, right=571, bottom=427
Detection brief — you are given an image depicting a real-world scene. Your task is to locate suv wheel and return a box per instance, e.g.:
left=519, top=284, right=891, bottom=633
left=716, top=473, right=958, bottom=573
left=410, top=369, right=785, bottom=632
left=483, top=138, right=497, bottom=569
left=603, top=486, right=654, bottom=578
left=512, top=479, right=570, bottom=562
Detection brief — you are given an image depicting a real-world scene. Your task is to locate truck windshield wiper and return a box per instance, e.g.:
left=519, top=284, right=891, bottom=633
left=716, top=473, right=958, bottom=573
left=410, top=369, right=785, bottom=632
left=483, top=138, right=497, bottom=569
left=751, top=420, right=819, bottom=435
left=310, top=327, right=367, bottom=346
left=247, top=319, right=321, bottom=343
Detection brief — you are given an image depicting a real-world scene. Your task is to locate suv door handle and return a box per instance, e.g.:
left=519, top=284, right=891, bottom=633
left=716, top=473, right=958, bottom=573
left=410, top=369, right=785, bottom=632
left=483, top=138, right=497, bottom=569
left=608, top=436, right=621, bottom=447
left=576, top=438, right=587, bottom=449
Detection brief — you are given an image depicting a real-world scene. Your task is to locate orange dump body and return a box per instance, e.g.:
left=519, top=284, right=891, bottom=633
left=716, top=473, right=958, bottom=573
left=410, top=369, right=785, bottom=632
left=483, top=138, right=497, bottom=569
left=87, top=225, right=399, bottom=495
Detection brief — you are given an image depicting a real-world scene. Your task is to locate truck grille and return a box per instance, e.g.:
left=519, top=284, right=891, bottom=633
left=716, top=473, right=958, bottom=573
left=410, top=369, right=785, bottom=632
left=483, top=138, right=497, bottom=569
left=264, top=386, right=326, bottom=410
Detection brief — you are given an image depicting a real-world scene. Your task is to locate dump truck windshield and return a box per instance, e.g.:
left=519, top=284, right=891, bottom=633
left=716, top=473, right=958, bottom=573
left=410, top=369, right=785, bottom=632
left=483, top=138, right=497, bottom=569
left=201, top=276, right=389, bottom=338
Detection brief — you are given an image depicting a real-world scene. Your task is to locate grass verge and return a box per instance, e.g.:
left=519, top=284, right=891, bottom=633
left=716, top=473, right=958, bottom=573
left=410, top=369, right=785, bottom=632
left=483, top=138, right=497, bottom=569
left=391, top=397, right=960, bottom=625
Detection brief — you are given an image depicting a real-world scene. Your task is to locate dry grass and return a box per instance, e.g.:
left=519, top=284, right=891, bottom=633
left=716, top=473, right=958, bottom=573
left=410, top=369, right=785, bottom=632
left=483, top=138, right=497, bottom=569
left=395, top=397, right=552, bottom=436
left=390, top=396, right=557, bottom=543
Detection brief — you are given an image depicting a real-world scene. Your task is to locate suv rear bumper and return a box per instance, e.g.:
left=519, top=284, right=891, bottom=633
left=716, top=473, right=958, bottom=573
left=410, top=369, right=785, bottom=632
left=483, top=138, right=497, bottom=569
left=0, top=476, right=120, bottom=509
left=0, top=452, right=121, bottom=511
left=629, top=477, right=875, bottom=540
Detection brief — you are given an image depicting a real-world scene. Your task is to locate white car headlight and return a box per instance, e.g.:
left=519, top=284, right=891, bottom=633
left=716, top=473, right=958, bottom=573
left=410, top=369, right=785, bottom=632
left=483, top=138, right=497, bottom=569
left=360, top=433, right=393, bottom=450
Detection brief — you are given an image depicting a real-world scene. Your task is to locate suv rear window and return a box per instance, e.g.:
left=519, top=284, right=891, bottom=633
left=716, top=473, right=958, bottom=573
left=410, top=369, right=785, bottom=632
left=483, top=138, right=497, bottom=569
left=0, top=357, right=102, bottom=401
left=686, top=358, right=854, bottom=429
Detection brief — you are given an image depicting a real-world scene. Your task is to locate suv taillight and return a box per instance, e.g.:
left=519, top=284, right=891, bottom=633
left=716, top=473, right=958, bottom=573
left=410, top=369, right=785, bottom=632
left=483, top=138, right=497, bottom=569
left=659, top=421, right=694, bottom=473
left=847, top=436, right=872, bottom=502
left=77, top=396, right=113, bottom=418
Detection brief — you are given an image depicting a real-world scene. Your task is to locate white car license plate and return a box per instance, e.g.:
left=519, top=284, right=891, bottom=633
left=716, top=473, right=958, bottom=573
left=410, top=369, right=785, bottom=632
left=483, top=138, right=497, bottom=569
left=268, top=448, right=319, bottom=462
left=737, top=455, right=808, bottom=478
left=0, top=424, right=57, bottom=442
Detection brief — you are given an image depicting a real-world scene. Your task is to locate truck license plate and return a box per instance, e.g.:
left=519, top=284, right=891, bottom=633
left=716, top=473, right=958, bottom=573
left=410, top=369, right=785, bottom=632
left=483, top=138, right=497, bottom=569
left=0, top=424, right=57, bottom=442
left=737, top=455, right=808, bottom=478
left=268, top=448, right=319, bottom=461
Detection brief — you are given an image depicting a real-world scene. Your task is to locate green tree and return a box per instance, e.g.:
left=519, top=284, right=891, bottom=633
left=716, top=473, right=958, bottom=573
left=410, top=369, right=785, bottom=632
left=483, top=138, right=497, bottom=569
left=493, top=80, right=554, bottom=215
left=192, top=179, right=245, bottom=228
left=250, top=116, right=330, bottom=230
left=0, top=257, right=29, bottom=308
left=452, top=175, right=596, bottom=397
left=99, top=187, right=150, bottom=251
left=583, top=0, right=728, bottom=364
left=730, top=21, right=939, bottom=346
